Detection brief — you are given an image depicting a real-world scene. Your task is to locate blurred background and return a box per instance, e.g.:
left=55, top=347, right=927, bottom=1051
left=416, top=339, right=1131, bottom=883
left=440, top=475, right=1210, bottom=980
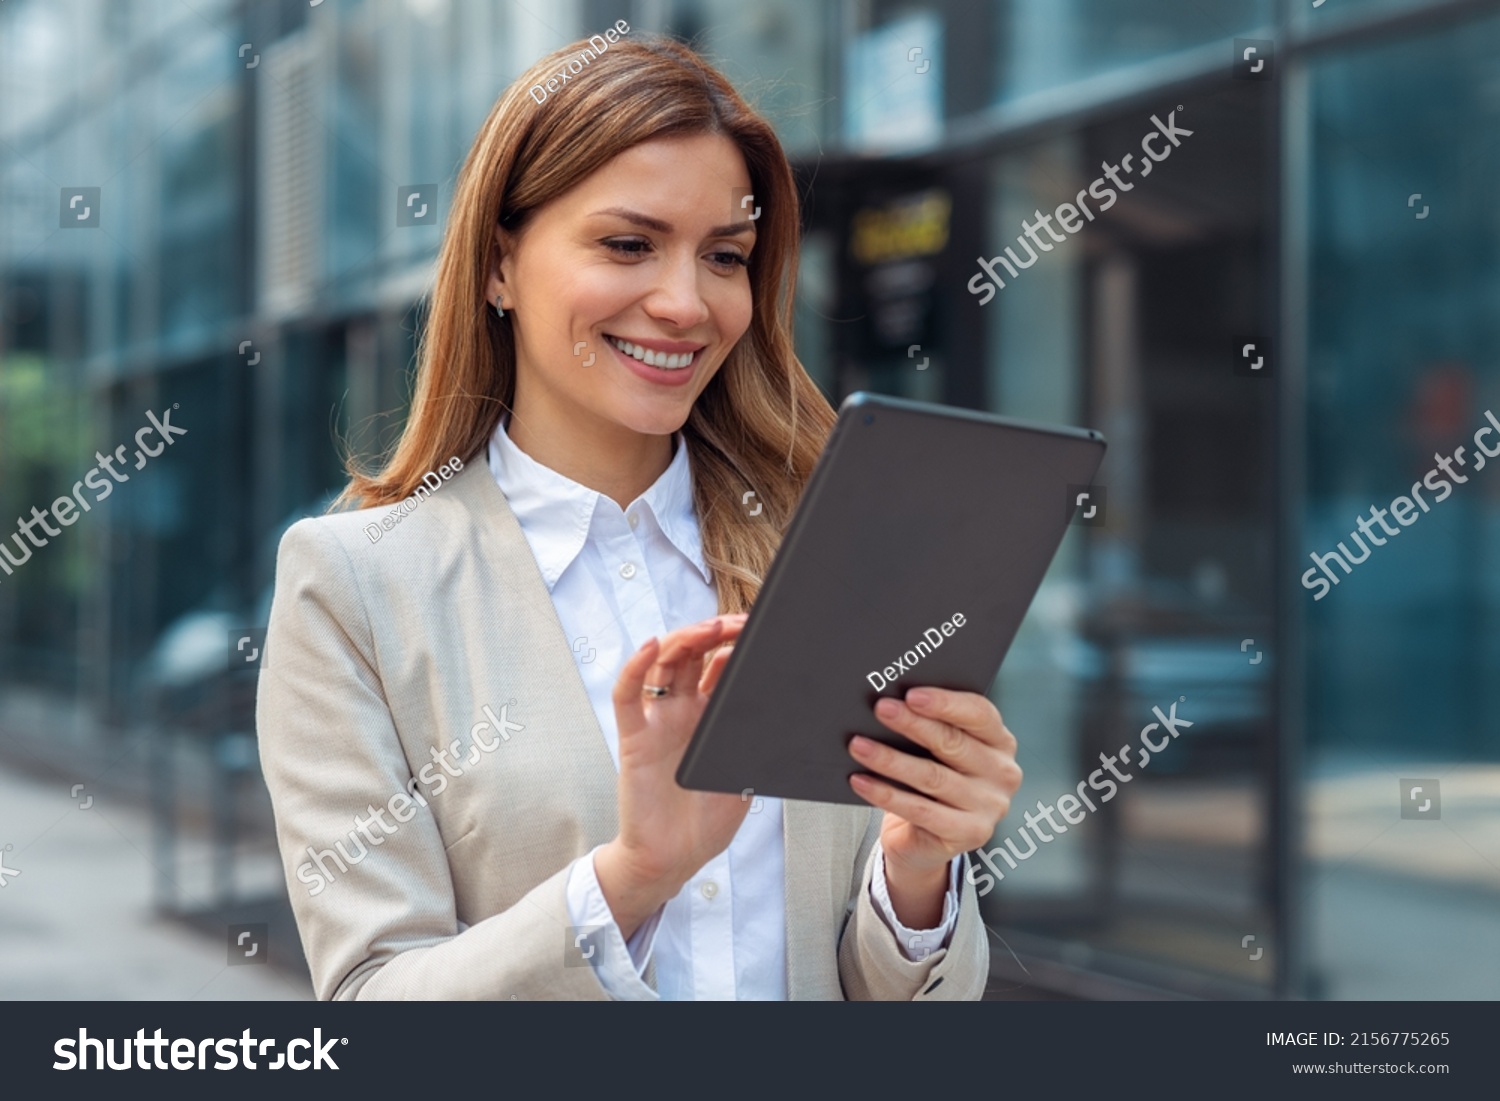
left=2, top=0, right=1498, bottom=1001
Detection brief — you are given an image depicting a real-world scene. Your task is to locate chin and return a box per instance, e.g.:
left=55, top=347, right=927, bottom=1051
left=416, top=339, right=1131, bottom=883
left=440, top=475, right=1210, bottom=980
left=607, top=383, right=714, bottom=437
left=612, top=402, right=696, bottom=438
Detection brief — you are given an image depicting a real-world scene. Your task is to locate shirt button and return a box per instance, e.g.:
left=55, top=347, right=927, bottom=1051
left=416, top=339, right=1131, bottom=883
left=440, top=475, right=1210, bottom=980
left=700, top=880, right=718, bottom=900
left=619, top=562, right=637, bottom=579
left=628, top=513, right=640, bottom=529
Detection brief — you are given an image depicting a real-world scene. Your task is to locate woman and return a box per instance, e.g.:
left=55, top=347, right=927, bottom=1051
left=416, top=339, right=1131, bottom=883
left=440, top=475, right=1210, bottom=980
left=257, top=33, right=1022, bottom=1001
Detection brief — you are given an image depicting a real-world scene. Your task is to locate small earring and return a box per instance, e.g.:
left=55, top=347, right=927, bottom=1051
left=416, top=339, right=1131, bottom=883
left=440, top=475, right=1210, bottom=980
left=494, top=296, right=505, bottom=319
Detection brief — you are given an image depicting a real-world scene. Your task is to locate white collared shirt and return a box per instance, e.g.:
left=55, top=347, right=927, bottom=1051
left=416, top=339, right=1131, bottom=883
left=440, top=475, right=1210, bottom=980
left=488, top=416, right=958, bottom=1000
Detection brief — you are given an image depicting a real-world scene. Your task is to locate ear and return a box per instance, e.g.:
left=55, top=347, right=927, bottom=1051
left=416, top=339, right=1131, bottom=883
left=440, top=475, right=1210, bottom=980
left=485, top=223, right=518, bottom=309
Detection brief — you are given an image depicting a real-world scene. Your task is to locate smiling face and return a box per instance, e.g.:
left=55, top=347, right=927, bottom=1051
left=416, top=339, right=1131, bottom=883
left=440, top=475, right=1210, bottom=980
left=490, top=131, right=756, bottom=472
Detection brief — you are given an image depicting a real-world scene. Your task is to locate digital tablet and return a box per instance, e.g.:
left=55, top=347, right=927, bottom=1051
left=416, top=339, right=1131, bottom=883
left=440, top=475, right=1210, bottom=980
left=676, top=391, right=1106, bottom=806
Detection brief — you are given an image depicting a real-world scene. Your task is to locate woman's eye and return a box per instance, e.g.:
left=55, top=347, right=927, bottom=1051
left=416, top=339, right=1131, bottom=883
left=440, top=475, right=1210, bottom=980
left=602, top=238, right=748, bottom=270
left=603, top=238, right=651, bottom=257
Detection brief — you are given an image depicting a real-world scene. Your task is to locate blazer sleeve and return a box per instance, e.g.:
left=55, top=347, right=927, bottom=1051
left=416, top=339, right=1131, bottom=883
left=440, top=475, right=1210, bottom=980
left=256, top=519, right=610, bottom=1001
left=836, top=810, right=989, bottom=1001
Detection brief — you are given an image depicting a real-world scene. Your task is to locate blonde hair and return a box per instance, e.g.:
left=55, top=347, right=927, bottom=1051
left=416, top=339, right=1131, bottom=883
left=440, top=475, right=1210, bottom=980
left=337, top=35, right=835, bottom=615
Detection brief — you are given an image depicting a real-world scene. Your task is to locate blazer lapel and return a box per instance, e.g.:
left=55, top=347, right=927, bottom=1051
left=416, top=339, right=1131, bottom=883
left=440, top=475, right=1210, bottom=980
left=450, top=462, right=627, bottom=840
left=448, top=461, right=660, bottom=991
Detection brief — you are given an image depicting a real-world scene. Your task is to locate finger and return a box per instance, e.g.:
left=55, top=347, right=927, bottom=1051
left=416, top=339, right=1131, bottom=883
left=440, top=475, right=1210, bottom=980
left=648, top=621, right=723, bottom=699
left=655, top=618, right=725, bottom=665
left=696, top=615, right=747, bottom=658
left=848, top=734, right=990, bottom=812
left=870, top=704, right=1022, bottom=803
left=703, top=616, right=746, bottom=665
left=653, top=619, right=724, bottom=690
left=872, top=698, right=996, bottom=777
left=660, top=614, right=745, bottom=653
left=683, top=613, right=746, bottom=636
left=699, top=612, right=747, bottom=632
left=698, top=644, right=735, bottom=696
left=644, top=614, right=742, bottom=698
left=612, top=636, right=661, bottom=726
left=848, top=772, right=989, bottom=848
left=902, top=688, right=1013, bottom=752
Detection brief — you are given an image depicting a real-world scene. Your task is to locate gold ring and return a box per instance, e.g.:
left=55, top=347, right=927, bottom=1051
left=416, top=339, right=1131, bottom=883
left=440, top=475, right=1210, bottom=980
left=641, top=684, right=670, bottom=698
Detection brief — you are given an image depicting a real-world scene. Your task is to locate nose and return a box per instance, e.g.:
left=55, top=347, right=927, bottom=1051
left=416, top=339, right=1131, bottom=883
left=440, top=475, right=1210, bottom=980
left=642, top=251, right=710, bottom=332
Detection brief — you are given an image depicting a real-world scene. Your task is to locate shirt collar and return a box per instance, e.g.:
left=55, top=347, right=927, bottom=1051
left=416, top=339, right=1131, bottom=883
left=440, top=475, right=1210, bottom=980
left=487, top=415, right=711, bottom=590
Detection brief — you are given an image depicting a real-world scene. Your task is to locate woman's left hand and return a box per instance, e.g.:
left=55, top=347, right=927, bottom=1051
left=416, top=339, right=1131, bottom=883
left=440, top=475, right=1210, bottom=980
left=847, top=687, right=1022, bottom=928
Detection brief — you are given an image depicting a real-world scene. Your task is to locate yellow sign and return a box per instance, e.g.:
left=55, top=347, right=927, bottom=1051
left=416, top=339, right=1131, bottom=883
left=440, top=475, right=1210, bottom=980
left=850, top=190, right=951, bottom=265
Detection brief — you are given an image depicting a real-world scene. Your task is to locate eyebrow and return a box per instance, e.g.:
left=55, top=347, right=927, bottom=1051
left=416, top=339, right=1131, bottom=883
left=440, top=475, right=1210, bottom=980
left=588, top=206, right=756, bottom=239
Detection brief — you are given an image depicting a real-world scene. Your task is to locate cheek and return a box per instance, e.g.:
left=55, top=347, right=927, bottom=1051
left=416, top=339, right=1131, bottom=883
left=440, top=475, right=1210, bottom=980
left=571, top=268, right=657, bottom=329
left=712, top=279, right=755, bottom=343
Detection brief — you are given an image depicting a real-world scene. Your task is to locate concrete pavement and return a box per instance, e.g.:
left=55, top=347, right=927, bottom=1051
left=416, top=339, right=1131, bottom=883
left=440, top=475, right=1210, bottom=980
left=0, top=757, right=312, bottom=1000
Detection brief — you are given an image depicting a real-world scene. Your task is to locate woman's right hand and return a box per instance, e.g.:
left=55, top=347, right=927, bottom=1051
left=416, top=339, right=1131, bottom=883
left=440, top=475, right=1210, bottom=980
left=594, top=614, right=748, bottom=938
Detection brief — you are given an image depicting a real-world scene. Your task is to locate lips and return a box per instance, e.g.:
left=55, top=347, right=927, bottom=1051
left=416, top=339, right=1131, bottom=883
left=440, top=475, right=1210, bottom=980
left=605, top=335, right=699, bottom=371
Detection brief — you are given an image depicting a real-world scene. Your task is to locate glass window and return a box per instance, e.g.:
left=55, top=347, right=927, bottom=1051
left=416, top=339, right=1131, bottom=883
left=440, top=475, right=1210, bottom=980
left=1301, top=8, right=1500, bottom=999
left=978, top=87, right=1278, bottom=995
left=1292, top=0, right=1440, bottom=39
left=662, top=0, right=833, bottom=154
left=156, top=29, right=243, bottom=347
left=326, top=8, right=383, bottom=306
left=996, top=0, right=1270, bottom=106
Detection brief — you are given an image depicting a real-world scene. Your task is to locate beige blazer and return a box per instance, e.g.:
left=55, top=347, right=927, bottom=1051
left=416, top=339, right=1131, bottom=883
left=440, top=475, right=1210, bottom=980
left=256, top=459, right=988, bottom=1000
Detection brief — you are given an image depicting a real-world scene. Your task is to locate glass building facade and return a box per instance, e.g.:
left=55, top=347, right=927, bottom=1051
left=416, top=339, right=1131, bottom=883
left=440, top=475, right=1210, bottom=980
left=2, top=0, right=1498, bottom=999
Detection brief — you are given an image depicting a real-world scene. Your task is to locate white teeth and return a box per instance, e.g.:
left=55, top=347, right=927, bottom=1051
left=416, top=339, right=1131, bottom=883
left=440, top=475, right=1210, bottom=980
left=608, top=336, right=694, bottom=370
